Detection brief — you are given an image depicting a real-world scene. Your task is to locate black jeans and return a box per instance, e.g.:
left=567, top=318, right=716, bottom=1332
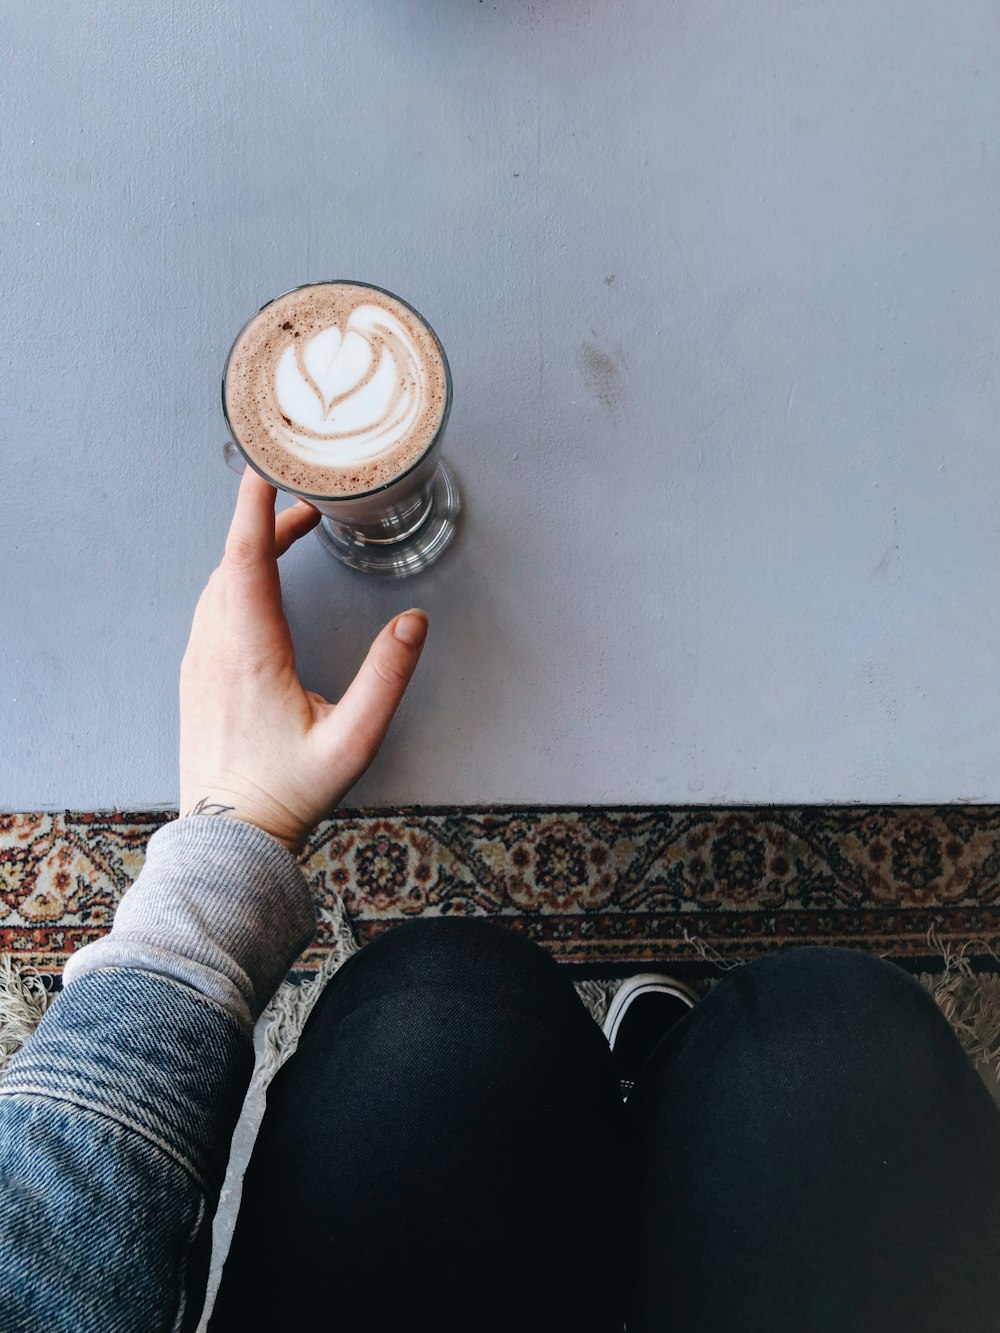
left=209, top=919, right=1000, bottom=1332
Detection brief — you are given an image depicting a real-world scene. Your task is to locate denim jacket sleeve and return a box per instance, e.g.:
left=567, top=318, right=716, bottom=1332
left=0, top=814, right=317, bottom=1333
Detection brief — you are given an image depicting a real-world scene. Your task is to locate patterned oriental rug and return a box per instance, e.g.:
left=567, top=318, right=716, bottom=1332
left=4, top=804, right=1000, bottom=1114
left=3, top=804, right=1000, bottom=978
left=8, top=803, right=1000, bottom=1323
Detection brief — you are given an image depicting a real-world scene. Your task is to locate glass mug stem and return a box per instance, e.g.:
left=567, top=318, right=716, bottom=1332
left=342, top=484, right=436, bottom=546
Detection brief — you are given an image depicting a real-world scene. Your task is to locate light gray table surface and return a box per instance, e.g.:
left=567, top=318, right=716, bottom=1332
left=2, top=0, right=999, bottom=811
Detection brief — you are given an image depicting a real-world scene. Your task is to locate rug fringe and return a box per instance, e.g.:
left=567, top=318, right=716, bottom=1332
left=0, top=957, right=54, bottom=1077
left=3, top=919, right=1000, bottom=1084
left=573, top=980, right=621, bottom=1027
left=251, top=895, right=360, bottom=1090
left=918, top=924, right=1000, bottom=1082
left=680, top=928, right=744, bottom=973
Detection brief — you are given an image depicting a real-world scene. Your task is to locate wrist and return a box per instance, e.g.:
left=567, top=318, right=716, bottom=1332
left=179, top=792, right=307, bottom=857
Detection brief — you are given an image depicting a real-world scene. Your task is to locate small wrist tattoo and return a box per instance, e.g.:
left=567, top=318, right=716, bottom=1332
left=183, top=797, right=237, bottom=818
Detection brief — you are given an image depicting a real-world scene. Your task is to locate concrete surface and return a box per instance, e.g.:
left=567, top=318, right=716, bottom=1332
left=2, top=0, right=999, bottom=809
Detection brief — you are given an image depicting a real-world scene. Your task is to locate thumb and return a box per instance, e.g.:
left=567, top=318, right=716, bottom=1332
left=330, top=609, right=429, bottom=767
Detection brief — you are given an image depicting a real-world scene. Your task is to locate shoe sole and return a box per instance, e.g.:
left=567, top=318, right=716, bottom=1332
left=602, top=971, right=700, bottom=1048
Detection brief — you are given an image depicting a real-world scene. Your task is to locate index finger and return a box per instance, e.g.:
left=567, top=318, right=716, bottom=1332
left=225, top=466, right=278, bottom=564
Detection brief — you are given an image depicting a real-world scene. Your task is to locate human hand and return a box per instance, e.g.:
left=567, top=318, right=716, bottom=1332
left=178, top=467, right=429, bottom=856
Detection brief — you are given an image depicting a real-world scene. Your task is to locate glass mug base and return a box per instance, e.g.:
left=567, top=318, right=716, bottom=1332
left=222, top=440, right=460, bottom=579
left=314, top=459, right=460, bottom=578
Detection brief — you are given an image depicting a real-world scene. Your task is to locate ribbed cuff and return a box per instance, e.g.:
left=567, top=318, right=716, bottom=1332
left=61, top=815, right=317, bottom=1033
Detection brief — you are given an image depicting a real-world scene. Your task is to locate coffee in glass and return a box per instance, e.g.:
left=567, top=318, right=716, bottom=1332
left=222, top=280, right=459, bottom=577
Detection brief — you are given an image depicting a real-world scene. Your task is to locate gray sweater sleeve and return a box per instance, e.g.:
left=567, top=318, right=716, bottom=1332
left=61, top=814, right=317, bottom=1034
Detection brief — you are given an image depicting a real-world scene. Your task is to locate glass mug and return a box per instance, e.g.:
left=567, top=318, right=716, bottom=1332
left=221, top=280, right=461, bottom=578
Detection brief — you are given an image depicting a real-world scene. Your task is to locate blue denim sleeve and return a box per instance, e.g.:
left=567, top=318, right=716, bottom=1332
left=0, top=815, right=318, bottom=1332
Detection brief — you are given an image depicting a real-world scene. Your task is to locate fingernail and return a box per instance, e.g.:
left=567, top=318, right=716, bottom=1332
left=394, top=609, right=429, bottom=646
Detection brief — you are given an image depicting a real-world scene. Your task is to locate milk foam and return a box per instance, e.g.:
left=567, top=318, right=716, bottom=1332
left=273, top=303, right=425, bottom=466
left=224, top=283, right=448, bottom=497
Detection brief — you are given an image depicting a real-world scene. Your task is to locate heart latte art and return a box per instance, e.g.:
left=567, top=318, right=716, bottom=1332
left=274, top=305, right=425, bottom=461
left=224, top=283, right=448, bottom=497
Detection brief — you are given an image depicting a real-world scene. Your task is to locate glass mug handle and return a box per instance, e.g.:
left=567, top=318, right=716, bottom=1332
left=223, top=439, right=247, bottom=476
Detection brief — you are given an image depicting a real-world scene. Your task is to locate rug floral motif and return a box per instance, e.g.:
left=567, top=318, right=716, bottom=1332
left=2, top=806, right=1000, bottom=978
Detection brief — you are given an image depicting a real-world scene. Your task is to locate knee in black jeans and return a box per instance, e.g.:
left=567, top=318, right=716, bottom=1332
left=212, top=917, right=628, bottom=1333
left=625, top=945, right=1000, bottom=1333
left=632, top=944, right=956, bottom=1093
left=322, top=915, right=581, bottom=1002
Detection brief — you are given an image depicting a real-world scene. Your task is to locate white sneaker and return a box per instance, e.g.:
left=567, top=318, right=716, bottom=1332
left=602, top=972, right=700, bottom=1099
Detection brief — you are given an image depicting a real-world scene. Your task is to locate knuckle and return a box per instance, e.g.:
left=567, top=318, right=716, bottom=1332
left=223, top=537, right=258, bottom=571
left=371, top=655, right=409, bottom=692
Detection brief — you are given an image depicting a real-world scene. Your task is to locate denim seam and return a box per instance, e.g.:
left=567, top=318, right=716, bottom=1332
left=0, top=1085, right=209, bottom=1195
left=171, top=1193, right=208, bottom=1333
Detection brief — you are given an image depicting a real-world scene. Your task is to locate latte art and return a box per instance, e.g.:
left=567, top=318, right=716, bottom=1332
left=224, top=282, right=449, bottom=497
left=273, top=304, right=426, bottom=466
